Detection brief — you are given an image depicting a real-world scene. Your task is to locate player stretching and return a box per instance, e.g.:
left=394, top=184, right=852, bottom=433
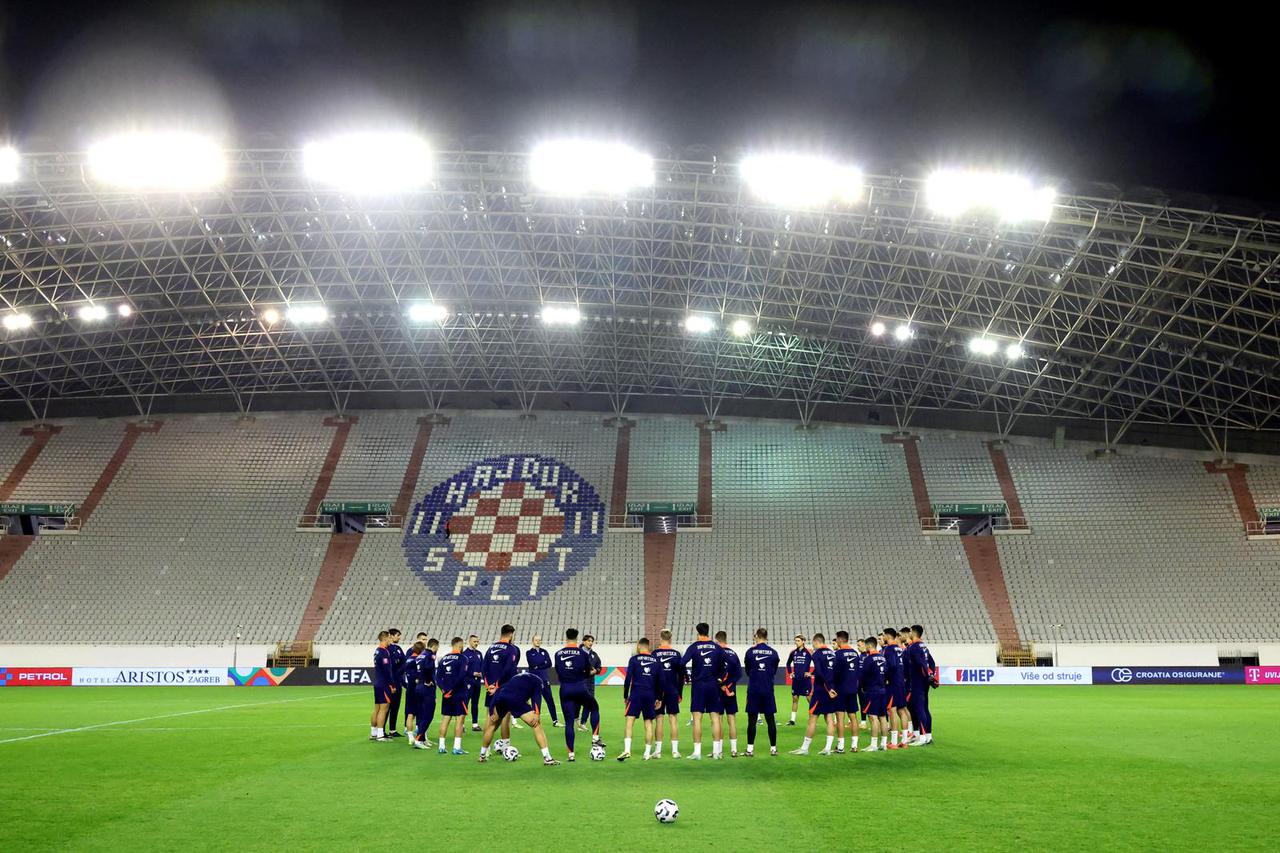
left=744, top=628, right=780, bottom=756
left=369, top=630, right=396, bottom=741
left=833, top=631, right=861, bottom=754
left=651, top=629, right=685, bottom=758
left=905, top=624, right=937, bottom=745
left=477, top=672, right=560, bottom=766
left=410, top=640, right=439, bottom=749
left=526, top=635, right=561, bottom=728
left=434, top=637, right=470, bottom=754
left=462, top=635, right=484, bottom=732
left=682, top=622, right=725, bottom=759
left=786, top=635, right=811, bottom=725
left=716, top=631, right=743, bottom=757
left=553, top=628, right=604, bottom=761
left=861, top=636, right=890, bottom=751
left=483, top=625, right=522, bottom=754
left=881, top=628, right=909, bottom=749
left=791, top=632, right=838, bottom=755
left=617, top=638, right=665, bottom=761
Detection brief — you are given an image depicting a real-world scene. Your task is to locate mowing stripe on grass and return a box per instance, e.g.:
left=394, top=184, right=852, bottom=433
left=0, top=690, right=355, bottom=745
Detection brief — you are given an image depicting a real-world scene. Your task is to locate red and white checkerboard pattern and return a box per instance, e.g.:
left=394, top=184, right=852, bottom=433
left=445, top=480, right=566, bottom=570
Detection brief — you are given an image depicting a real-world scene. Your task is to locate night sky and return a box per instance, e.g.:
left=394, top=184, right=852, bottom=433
left=0, top=0, right=1271, bottom=206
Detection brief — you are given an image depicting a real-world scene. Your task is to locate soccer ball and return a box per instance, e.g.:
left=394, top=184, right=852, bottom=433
left=502, top=745, right=520, bottom=762
left=589, top=744, right=607, bottom=761
left=654, top=799, right=679, bottom=824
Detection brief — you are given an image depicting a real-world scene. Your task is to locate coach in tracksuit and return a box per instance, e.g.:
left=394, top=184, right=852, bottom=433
left=525, top=635, right=560, bottom=726
left=462, top=635, right=484, bottom=731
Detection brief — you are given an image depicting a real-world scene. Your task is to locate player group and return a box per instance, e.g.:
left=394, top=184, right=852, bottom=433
left=368, top=622, right=938, bottom=766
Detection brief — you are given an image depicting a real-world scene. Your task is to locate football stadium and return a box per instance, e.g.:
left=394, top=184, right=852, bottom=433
left=1, top=4, right=1279, bottom=852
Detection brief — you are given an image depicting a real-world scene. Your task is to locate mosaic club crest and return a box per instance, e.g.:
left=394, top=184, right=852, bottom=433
left=403, top=454, right=605, bottom=604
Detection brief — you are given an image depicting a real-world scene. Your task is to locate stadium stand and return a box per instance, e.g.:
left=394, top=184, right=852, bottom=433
left=917, top=434, right=1004, bottom=506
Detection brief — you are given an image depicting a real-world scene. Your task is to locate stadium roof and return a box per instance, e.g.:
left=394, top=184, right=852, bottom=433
left=3, top=147, right=1279, bottom=449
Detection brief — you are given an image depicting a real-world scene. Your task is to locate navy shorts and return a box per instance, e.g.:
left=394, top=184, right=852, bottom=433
left=745, top=690, right=776, bottom=715
left=839, top=693, right=860, bottom=714
left=493, top=697, right=535, bottom=721
left=690, top=680, right=723, bottom=714
left=791, top=677, right=811, bottom=697
left=441, top=692, right=468, bottom=717
left=625, top=693, right=658, bottom=720
left=720, top=690, right=739, bottom=715
left=373, top=682, right=393, bottom=704
left=658, top=688, right=682, bottom=716
left=809, top=689, right=839, bottom=717
left=891, top=687, right=908, bottom=711
left=863, top=692, right=889, bottom=718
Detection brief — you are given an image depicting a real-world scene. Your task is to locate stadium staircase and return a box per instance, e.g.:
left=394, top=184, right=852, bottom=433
left=961, top=536, right=1029, bottom=660
left=78, top=421, right=163, bottom=522
left=986, top=442, right=1030, bottom=530
left=0, top=426, right=63, bottom=582
left=1204, top=461, right=1258, bottom=533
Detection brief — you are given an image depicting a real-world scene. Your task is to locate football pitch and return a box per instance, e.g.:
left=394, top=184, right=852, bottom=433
left=1, top=685, right=1276, bottom=851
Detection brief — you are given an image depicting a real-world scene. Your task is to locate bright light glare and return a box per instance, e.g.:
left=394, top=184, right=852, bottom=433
left=869, top=321, right=886, bottom=337
left=78, top=304, right=108, bottom=322
left=0, top=146, right=18, bottom=183
left=260, top=308, right=281, bottom=325
left=117, top=304, right=133, bottom=318
left=286, top=304, right=329, bottom=325
left=685, top=314, right=716, bottom=334
left=408, top=302, right=449, bottom=323
left=1005, top=343, right=1024, bottom=359
left=969, top=337, right=999, bottom=356
left=3, top=313, right=32, bottom=331
left=541, top=305, right=582, bottom=326
left=302, top=132, right=433, bottom=193
left=87, top=131, right=226, bottom=191
left=529, top=140, right=653, bottom=195
left=740, top=153, right=862, bottom=208
left=893, top=324, right=913, bottom=341
left=926, top=170, right=1056, bottom=221
left=731, top=318, right=752, bottom=337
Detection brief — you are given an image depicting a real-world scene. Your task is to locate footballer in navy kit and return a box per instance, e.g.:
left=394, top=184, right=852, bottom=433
left=577, top=635, right=602, bottom=731
left=860, top=637, right=891, bottom=751
left=716, top=631, right=744, bottom=757
left=617, top=638, right=666, bottom=761
left=833, top=631, right=862, bottom=754
left=786, top=635, right=812, bottom=725
left=462, top=635, right=484, bottom=731
left=477, top=672, right=560, bottom=766
left=482, top=624, right=521, bottom=751
left=681, top=622, right=726, bottom=759
left=881, top=628, right=910, bottom=749
left=554, top=628, right=604, bottom=761
left=791, top=633, right=839, bottom=755
left=525, top=635, right=560, bottom=727
left=369, top=630, right=396, bottom=741
left=744, top=628, right=780, bottom=756
left=651, top=628, right=685, bottom=758
left=384, top=629, right=406, bottom=737
left=434, top=637, right=470, bottom=754
left=905, top=624, right=938, bottom=746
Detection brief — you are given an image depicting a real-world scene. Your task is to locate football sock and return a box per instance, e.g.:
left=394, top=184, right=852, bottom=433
left=623, top=737, right=631, bottom=753
left=541, top=747, right=551, bottom=760
left=800, top=736, right=812, bottom=751
left=824, top=735, right=834, bottom=750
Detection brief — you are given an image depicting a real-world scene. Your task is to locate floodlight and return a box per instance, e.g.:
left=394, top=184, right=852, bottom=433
left=730, top=318, right=752, bottom=337
left=1005, top=343, right=1024, bottom=359
left=302, top=132, right=433, bottom=193
left=408, top=302, right=449, bottom=323
left=869, top=321, right=886, bottom=337
left=541, top=305, right=582, bottom=326
left=893, top=324, right=914, bottom=341
left=968, top=337, right=999, bottom=356
left=260, top=308, right=281, bottom=325
left=925, top=170, right=1056, bottom=221
left=117, top=304, right=134, bottom=318
left=528, top=140, right=653, bottom=195
left=684, top=314, right=716, bottom=334
left=87, top=131, right=225, bottom=191
left=0, top=146, right=19, bottom=183
left=78, top=304, right=109, bottom=322
left=286, top=304, right=329, bottom=325
left=739, top=153, right=862, bottom=208
left=2, top=313, right=32, bottom=331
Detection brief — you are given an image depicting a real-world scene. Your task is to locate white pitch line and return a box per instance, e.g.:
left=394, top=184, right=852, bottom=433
left=0, top=690, right=355, bottom=745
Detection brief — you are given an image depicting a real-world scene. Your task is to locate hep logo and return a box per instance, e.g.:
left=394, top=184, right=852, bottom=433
left=956, top=668, right=994, bottom=683
left=1111, top=667, right=1133, bottom=683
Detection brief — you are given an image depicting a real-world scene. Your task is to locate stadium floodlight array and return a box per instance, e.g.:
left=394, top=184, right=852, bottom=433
left=285, top=304, right=329, bottom=325
left=87, top=131, right=226, bottom=191
left=0, top=146, right=18, bottom=182
left=302, top=131, right=434, bottom=193
left=968, top=336, right=1000, bottom=356
left=684, top=314, right=716, bottom=334
left=1005, top=343, right=1024, bottom=359
left=78, top=303, right=109, bottom=322
left=529, top=140, right=654, bottom=195
left=407, top=302, right=449, bottom=323
left=739, top=152, right=862, bottom=208
left=870, top=321, right=887, bottom=337
left=925, top=169, right=1056, bottom=221
left=2, top=312, right=32, bottom=331
left=540, top=304, right=582, bottom=326
left=260, top=308, right=281, bottom=325
left=730, top=318, right=753, bottom=337
left=118, top=304, right=134, bottom=318
left=893, top=324, right=914, bottom=341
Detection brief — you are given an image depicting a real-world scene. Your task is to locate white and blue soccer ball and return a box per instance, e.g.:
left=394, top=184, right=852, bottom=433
left=589, top=743, right=607, bottom=761
left=502, top=744, right=520, bottom=762
left=654, top=799, right=679, bottom=824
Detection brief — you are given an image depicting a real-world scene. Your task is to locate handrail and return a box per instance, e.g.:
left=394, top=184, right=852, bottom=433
left=920, top=515, right=1029, bottom=533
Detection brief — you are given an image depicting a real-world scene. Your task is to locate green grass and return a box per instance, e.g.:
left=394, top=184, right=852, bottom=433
left=1, top=685, right=1277, bottom=851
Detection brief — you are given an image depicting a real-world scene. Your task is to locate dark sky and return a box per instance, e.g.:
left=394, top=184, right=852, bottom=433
left=0, top=0, right=1272, bottom=205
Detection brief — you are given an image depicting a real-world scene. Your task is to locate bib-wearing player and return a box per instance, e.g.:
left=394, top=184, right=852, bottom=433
left=434, top=637, right=470, bottom=754
left=786, top=635, right=811, bottom=725
left=791, top=632, right=838, bottom=755
left=370, top=631, right=395, bottom=741
left=553, top=628, right=604, bottom=761
left=477, top=671, right=560, bottom=766
left=462, top=635, right=484, bottom=731
left=651, top=629, right=685, bottom=758
left=483, top=625, right=521, bottom=753
left=716, top=631, right=743, bottom=757
left=681, top=622, right=725, bottom=760
left=743, top=628, right=780, bottom=756
left=617, top=638, right=665, bottom=761
left=526, top=635, right=561, bottom=727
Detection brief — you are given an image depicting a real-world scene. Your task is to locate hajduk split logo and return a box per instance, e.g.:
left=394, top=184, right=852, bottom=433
left=403, top=454, right=605, bottom=604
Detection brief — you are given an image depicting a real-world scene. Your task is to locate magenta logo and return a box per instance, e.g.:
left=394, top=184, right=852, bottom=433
left=1245, top=666, right=1280, bottom=684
